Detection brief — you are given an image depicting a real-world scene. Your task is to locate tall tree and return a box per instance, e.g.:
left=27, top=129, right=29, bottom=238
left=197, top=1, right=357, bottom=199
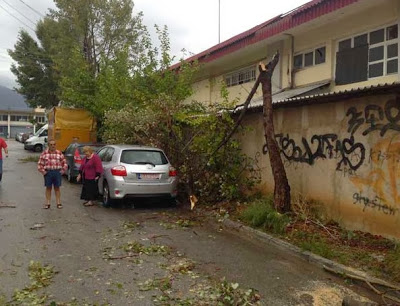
left=8, top=30, right=59, bottom=108
left=205, top=52, right=291, bottom=212
left=259, top=53, right=291, bottom=213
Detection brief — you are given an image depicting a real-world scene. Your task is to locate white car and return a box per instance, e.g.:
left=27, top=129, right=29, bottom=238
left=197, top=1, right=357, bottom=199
left=15, top=132, right=24, bottom=142
left=96, top=145, right=178, bottom=207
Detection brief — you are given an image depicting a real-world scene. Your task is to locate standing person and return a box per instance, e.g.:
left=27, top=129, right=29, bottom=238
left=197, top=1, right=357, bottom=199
left=0, top=136, right=8, bottom=182
left=37, top=140, right=67, bottom=209
left=77, top=146, right=103, bottom=207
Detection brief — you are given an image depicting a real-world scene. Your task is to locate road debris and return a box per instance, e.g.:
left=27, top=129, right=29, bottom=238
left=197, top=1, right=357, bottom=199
left=30, top=223, right=44, bottom=230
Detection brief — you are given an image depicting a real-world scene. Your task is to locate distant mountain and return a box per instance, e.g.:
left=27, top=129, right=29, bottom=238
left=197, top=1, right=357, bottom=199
left=0, top=85, right=31, bottom=111
left=0, top=75, right=16, bottom=89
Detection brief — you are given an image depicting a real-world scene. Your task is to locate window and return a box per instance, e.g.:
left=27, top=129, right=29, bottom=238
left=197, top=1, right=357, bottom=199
left=225, top=66, right=256, bottom=87
left=368, top=24, right=398, bottom=78
left=315, top=47, right=326, bottom=65
left=99, top=148, right=114, bottom=162
left=294, top=54, right=303, bottom=69
left=354, top=34, right=368, bottom=47
left=293, top=46, right=326, bottom=69
left=0, top=115, right=7, bottom=121
left=97, top=147, right=108, bottom=161
left=9, top=115, right=28, bottom=122
left=336, top=24, right=399, bottom=84
left=304, top=52, right=314, bottom=67
left=120, top=150, right=168, bottom=165
left=36, top=116, right=45, bottom=123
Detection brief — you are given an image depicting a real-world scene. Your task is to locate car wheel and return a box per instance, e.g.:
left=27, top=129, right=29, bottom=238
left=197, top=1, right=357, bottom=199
left=102, top=182, right=113, bottom=207
left=67, top=168, right=75, bottom=183
left=34, top=144, right=42, bottom=152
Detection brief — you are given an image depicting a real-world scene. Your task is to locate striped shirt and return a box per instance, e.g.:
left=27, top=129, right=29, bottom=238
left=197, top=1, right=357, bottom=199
left=37, top=149, right=67, bottom=174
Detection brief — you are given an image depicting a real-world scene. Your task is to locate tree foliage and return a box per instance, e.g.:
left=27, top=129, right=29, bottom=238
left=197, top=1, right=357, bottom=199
left=9, top=0, right=260, bottom=204
left=103, top=80, right=261, bottom=203
left=8, top=30, right=59, bottom=108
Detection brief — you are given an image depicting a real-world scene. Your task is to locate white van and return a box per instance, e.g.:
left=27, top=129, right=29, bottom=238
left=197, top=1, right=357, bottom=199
left=24, top=124, right=48, bottom=152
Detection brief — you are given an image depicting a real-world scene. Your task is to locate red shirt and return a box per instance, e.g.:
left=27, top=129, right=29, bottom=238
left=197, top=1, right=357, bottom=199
left=79, top=154, right=103, bottom=180
left=37, top=149, right=67, bottom=174
left=0, top=138, right=7, bottom=159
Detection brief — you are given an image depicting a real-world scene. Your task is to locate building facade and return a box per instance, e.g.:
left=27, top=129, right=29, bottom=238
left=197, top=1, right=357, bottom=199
left=0, top=86, right=46, bottom=138
left=180, top=0, right=400, bottom=239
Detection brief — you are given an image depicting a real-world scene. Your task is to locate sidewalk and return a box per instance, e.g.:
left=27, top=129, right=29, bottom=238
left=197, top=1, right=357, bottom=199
left=200, top=208, right=400, bottom=305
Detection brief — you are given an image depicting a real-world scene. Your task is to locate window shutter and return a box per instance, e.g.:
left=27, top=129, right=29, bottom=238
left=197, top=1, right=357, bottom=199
left=335, top=45, right=368, bottom=85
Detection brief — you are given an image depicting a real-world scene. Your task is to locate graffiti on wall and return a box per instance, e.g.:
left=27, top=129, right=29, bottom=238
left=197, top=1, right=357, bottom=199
left=346, top=99, right=400, bottom=136
left=351, top=138, right=400, bottom=212
left=259, top=98, right=400, bottom=216
left=262, top=134, right=365, bottom=171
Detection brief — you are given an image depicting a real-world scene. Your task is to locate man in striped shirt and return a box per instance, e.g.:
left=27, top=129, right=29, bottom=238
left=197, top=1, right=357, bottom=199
left=37, top=140, right=67, bottom=209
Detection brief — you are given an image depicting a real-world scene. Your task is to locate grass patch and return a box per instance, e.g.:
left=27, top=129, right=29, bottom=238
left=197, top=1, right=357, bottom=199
left=232, top=194, right=400, bottom=284
left=383, top=244, right=400, bottom=282
left=293, top=232, right=340, bottom=259
left=18, top=156, right=39, bottom=163
left=239, top=195, right=290, bottom=235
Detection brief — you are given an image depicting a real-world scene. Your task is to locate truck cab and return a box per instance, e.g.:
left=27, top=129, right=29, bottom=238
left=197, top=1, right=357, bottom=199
left=24, top=124, right=48, bottom=152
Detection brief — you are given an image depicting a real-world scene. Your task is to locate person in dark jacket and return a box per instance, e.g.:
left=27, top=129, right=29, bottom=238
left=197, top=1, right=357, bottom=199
left=77, top=146, right=103, bottom=206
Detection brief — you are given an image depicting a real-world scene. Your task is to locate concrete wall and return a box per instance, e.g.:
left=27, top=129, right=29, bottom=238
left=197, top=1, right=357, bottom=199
left=239, top=94, right=400, bottom=240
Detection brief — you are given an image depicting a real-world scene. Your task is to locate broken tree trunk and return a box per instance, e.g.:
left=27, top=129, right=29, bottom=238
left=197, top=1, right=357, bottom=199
left=259, top=52, right=291, bottom=213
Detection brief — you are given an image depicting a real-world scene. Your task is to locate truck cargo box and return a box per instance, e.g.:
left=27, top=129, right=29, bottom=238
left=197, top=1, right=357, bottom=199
left=48, top=107, right=97, bottom=152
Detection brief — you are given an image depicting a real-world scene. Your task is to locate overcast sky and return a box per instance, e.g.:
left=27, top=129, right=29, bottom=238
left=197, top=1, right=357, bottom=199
left=0, top=0, right=310, bottom=88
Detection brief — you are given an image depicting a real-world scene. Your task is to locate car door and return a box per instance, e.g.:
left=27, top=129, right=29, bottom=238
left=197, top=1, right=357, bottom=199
left=63, top=144, right=76, bottom=171
left=97, top=147, right=115, bottom=193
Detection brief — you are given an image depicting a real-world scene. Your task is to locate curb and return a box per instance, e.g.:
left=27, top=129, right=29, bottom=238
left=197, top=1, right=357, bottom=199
left=214, top=216, right=400, bottom=291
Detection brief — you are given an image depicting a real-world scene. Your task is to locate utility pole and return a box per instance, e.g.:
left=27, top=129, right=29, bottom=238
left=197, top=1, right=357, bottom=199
left=218, top=0, right=221, bottom=43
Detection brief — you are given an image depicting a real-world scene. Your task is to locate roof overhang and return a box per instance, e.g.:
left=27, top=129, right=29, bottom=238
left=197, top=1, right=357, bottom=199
left=240, top=82, right=400, bottom=113
left=171, top=0, right=379, bottom=71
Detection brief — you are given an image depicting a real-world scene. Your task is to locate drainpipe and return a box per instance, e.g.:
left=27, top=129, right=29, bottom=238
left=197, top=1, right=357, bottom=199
left=284, top=34, right=295, bottom=89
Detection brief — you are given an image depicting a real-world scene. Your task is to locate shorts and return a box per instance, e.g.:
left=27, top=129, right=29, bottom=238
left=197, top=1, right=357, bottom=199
left=44, top=170, right=62, bottom=187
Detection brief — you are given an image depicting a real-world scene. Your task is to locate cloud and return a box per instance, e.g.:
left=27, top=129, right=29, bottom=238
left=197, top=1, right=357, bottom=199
left=0, top=0, right=310, bottom=86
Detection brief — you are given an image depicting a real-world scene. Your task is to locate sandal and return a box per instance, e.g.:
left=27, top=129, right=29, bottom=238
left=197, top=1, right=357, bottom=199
left=57, top=203, right=63, bottom=209
left=43, top=204, right=50, bottom=209
left=83, top=201, right=94, bottom=207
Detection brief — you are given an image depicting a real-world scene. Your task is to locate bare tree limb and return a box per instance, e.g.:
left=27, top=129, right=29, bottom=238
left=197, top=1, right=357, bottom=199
left=323, top=265, right=400, bottom=304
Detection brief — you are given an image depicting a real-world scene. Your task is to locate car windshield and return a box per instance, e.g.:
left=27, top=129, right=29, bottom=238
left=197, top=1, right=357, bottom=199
left=78, top=145, right=104, bottom=154
left=120, top=150, right=168, bottom=165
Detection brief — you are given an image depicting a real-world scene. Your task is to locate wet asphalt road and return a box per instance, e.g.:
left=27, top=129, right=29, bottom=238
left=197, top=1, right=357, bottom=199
left=0, top=140, right=378, bottom=305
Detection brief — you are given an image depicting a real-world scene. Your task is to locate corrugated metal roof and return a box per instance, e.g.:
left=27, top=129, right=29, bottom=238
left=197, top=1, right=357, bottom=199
left=243, top=82, right=400, bottom=112
left=234, top=80, right=330, bottom=112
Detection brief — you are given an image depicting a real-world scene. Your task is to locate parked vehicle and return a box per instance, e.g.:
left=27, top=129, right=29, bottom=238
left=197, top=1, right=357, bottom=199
left=48, top=107, right=97, bottom=152
left=24, top=124, right=48, bottom=152
left=15, top=132, right=24, bottom=142
left=21, top=132, right=33, bottom=143
left=63, top=142, right=105, bottom=182
left=97, top=145, right=178, bottom=207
